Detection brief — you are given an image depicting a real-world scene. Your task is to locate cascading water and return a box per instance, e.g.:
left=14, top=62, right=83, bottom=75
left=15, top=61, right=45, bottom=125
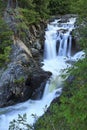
left=0, top=17, right=85, bottom=130
left=44, top=18, right=75, bottom=60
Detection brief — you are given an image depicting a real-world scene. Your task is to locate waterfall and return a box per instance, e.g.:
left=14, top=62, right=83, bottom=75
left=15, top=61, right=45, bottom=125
left=0, top=17, right=85, bottom=130
left=67, top=35, right=72, bottom=57
left=44, top=18, right=76, bottom=59
left=44, top=28, right=57, bottom=59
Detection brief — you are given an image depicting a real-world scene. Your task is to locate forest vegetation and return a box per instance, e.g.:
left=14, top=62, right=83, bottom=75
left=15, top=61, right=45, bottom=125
left=0, top=0, right=87, bottom=130
left=35, top=1, right=87, bottom=130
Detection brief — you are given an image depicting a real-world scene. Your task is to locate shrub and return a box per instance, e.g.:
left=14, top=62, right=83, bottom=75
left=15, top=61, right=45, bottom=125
left=0, top=18, right=13, bottom=67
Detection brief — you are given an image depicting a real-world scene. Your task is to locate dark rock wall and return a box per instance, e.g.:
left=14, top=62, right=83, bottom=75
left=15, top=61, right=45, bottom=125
left=0, top=5, right=48, bottom=107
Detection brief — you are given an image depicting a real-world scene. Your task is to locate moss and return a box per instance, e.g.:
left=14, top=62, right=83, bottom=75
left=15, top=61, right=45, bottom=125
left=14, top=77, right=25, bottom=84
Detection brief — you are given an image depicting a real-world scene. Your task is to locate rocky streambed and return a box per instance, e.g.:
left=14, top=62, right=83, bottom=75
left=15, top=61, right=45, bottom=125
left=0, top=7, right=50, bottom=107
left=0, top=12, right=81, bottom=108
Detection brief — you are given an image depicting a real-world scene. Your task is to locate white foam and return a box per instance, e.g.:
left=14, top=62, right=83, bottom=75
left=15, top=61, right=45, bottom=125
left=0, top=17, right=84, bottom=130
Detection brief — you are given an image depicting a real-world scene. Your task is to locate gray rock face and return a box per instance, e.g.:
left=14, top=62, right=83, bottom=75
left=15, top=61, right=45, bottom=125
left=26, top=69, right=52, bottom=100
left=0, top=5, right=49, bottom=108
left=0, top=26, right=48, bottom=108
left=0, top=39, right=31, bottom=107
left=31, top=48, right=39, bottom=56
left=0, top=63, right=51, bottom=107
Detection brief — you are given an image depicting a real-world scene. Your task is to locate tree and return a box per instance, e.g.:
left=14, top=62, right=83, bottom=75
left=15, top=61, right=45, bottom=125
left=49, top=0, right=70, bottom=15
left=18, top=0, right=34, bottom=9
left=33, top=0, right=50, bottom=18
left=0, top=17, right=13, bottom=67
left=70, top=0, right=87, bottom=18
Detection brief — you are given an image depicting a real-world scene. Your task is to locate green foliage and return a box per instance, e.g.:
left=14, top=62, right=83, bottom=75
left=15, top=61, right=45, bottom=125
left=9, top=114, right=34, bottom=130
left=49, top=0, right=70, bottom=15
left=73, top=17, right=87, bottom=50
left=20, top=8, right=40, bottom=24
left=48, top=0, right=87, bottom=17
left=16, top=0, right=50, bottom=20
left=0, top=18, right=13, bottom=67
left=14, top=77, right=25, bottom=84
left=77, top=26, right=87, bottom=49
left=33, top=0, right=50, bottom=19
left=70, top=0, right=87, bottom=17
left=13, top=8, right=40, bottom=40
left=1, top=0, right=87, bottom=130
left=35, top=57, right=87, bottom=130
left=0, top=0, right=7, bottom=15
left=8, top=59, right=87, bottom=130
left=18, top=0, right=34, bottom=9
left=79, top=38, right=87, bottom=49
left=18, top=0, right=40, bottom=23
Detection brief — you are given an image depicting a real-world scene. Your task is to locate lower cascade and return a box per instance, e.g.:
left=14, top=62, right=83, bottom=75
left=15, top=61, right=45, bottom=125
left=0, top=17, right=85, bottom=130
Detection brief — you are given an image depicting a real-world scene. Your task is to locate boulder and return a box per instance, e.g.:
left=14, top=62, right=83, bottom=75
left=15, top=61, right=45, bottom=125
left=0, top=61, right=29, bottom=107
left=33, top=40, right=41, bottom=50
left=31, top=48, right=39, bottom=56
left=31, top=82, right=45, bottom=100
left=26, top=68, right=52, bottom=100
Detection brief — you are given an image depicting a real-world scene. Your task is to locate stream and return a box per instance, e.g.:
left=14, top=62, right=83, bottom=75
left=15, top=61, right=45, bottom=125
left=0, top=17, right=85, bottom=130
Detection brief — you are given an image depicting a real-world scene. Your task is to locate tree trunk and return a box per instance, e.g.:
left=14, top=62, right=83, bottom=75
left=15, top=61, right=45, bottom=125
left=7, top=0, right=18, bottom=8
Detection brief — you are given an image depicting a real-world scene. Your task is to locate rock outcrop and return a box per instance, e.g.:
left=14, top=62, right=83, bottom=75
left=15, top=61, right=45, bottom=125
left=0, top=38, right=51, bottom=107
left=0, top=11, right=80, bottom=108
left=0, top=6, right=49, bottom=107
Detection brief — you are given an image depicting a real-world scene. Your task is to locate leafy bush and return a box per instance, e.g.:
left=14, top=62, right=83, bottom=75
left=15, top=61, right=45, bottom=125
left=49, top=0, right=70, bottom=15
left=35, top=57, right=87, bottom=130
left=70, top=0, right=87, bottom=17
left=33, top=0, right=50, bottom=19
left=18, top=0, right=34, bottom=10
left=20, top=8, right=40, bottom=24
left=0, top=0, right=6, bottom=15
left=0, top=18, right=13, bottom=67
left=9, top=114, right=34, bottom=130
left=14, top=77, right=25, bottom=84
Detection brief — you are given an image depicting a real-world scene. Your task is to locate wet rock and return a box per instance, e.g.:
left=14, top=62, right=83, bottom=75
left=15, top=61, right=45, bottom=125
left=0, top=60, right=29, bottom=107
left=16, top=53, right=29, bottom=64
left=31, top=48, right=39, bottom=56
left=66, top=59, right=75, bottom=65
left=58, top=29, right=68, bottom=34
left=0, top=62, right=52, bottom=107
left=31, top=82, right=45, bottom=100
left=60, top=14, right=77, bottom=23
left=56, top=40, right=60, bottom=53
left=30, top=69, right=51, bottom=90
left=0, top=38, right=31, bottom=107
left=33, top=40, right=41, bottom=50
left=25, top=69, right=52, bottom=100
left=26, top=69, right=52, bottom=89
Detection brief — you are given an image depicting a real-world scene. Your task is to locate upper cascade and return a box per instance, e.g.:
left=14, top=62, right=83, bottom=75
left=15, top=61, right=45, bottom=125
left=44, top=17, right=76, bottom=60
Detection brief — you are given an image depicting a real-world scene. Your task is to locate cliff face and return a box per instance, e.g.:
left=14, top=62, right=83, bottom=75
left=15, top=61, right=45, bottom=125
left=0, top=2, right=51, bottom=108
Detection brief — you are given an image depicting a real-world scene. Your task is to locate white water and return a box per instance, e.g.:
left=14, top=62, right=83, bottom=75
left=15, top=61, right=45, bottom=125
left=0, top=17, right=85, bottom=130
